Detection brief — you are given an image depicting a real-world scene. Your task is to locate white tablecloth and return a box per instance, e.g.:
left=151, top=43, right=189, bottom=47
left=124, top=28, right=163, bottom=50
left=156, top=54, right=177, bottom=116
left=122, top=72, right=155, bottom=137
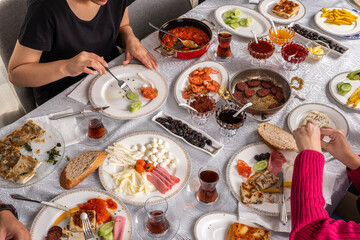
left=1, top=0, right=359, bottom=239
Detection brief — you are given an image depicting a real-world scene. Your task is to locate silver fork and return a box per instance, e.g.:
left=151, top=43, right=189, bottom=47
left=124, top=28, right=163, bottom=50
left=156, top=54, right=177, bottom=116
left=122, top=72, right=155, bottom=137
left=177, top=232, right=191, bottom=240
left=80, top=213, right=96, bottom=240
left=105, top=66, right=132, bottom=94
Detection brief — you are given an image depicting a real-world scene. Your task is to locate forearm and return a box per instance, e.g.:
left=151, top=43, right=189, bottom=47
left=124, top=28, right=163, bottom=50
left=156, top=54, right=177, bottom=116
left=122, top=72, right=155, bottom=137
left=118, top=25, right=139, bottom=48
left=9, top=60, right=68, bottom=87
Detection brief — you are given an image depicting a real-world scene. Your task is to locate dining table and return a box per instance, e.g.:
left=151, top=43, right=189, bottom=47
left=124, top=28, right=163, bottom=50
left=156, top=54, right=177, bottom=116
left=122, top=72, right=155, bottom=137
left=1, top=0, right=360, bottom=239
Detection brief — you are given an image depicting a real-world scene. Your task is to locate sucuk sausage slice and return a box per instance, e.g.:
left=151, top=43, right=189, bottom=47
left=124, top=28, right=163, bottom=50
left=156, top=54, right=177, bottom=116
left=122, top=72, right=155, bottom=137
left=45, top=231, right=61, bottom=240
left=276, top=92, right=285, bottom=102
left=247, top=80, right=261, bottom=87
left=257, top=88, right=270, bottom=97
left=244, top=89, right=256, bottom=98
left=261, top=81, right=274, bottom=89
left=269, top=103, right=281, bottom=109
left=236, top=82, right=248, bottom=92
left=271, top=86, right=282, bottom=95
left=233, top=92, right=248, bottom=104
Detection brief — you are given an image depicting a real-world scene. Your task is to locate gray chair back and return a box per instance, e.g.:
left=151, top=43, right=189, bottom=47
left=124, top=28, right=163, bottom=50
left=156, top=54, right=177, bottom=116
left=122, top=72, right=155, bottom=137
left=129, top=0, right=192, bottom=40
left=0, top=0, right=36, bottom=113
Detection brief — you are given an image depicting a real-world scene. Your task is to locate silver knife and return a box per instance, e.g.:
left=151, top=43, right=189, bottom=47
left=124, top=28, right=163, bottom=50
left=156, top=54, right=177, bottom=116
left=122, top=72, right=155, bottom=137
left=10, top=194, right=69, bottom=212
left=49, top=106, right=109, bottom=120
left=278, top=170, right=288, bottom=225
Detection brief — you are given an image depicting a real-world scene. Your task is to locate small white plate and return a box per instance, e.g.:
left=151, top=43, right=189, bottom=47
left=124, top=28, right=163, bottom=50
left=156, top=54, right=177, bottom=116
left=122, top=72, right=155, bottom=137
left=99, top=132, right=191, bottom=205
left=329, top=72, right=360, bottom=111
left=258, top=0, right=306, bottom=24
left=152, top=111, right=224, bottom=156
left=174, top=61, right=228, bottom=104
left=287, top=103, right=349, bottom=136
left=314, top=7, right=360, bottom=37
left=226, top=142, right=295, bottom=216
left=30, top=188, right=132, bottom=240
left=194, top=212, right=260, bottom=240
left=89, top=64, right=168, bottom=119
left=214, top=5, right=271, bottom=38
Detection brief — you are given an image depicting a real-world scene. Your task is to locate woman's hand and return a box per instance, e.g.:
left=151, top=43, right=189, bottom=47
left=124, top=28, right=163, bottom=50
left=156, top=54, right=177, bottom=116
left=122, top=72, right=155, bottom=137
left=320, top=126, right=360, bottom=170
left=0, top=210, right=30, bottom=240
left=122, top=38, right=158, bottom=70
left=63, top=51, right=108, bottom=76
left=293, top=119, right=322, bottom=153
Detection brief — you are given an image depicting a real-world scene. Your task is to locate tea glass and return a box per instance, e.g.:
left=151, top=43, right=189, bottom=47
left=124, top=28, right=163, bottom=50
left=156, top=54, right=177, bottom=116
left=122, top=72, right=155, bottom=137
left=281, top=41, right=309, bottom=71
left=196, top=166, right=220, bottom=205
left=83, top=105, right=106, bottom=140
left=215, top=103, right=246, bottom=137
left=268, top=25, right=295, bottom=52
left=144, top=196, right=169, bottom=235
left=187, top=94, right=216, bottom=126
left=215, top=28, right=232, bottom=61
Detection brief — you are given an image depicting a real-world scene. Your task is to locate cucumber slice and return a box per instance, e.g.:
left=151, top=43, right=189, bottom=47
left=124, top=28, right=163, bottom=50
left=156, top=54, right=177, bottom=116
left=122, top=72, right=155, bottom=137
left=102, top=233, right=114, bottom=240
left=239, top=18, right=247, bottom=26
left=98, top=221, right=114, bottom=237
left=229, top=19, right=238, bottom=24
left=234, top=9, right=241, bottom=17
left=337, top=81, right=345, bottom=91
left=338, top=82, right=352, bottom=96
left=224, top=17, right=232, bottom=24
left=129, top=101, right=142, bottom=113
left=230, top=23, right=240, bottom=29
left=231, top=13, right=239, bottom=19
left=224, top=10, right=233, bottom=18
left=346, top=70, right=360, bottom=80
left=253, top=160, right=268, bottom=171
left=245, top=17, right=253, bottom=27
left=126, top=92, right=139, bottom=101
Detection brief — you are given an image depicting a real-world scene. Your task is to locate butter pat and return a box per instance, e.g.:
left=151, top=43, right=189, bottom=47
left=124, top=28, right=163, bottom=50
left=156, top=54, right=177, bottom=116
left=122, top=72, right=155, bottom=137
left=309, top=46, right=324, bottom=55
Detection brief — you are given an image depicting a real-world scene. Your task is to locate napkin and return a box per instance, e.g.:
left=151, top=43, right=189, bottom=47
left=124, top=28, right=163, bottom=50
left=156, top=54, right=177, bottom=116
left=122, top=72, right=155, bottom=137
left=31, top=109, right=80, bottom=146
left=237, top=168, right=337, bottom=233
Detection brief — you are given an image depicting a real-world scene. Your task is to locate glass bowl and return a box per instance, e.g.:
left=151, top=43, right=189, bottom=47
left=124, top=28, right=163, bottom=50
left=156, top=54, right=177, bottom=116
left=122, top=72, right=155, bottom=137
left=248, top=38, right=275, bottom=67
left=306, top=40, right=330, bottom=61
left=268, top=25, right=295, bottom=51
left=215, top=103, right=246, bottom=137
left=187, top=94, right=216, bottom=125
left=281, top=41, right=309, bottom=71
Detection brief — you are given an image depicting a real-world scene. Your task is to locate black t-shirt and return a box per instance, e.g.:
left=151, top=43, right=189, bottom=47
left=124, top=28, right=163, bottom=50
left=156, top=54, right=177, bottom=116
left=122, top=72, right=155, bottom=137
left=18, top=0, right=134, bottom=105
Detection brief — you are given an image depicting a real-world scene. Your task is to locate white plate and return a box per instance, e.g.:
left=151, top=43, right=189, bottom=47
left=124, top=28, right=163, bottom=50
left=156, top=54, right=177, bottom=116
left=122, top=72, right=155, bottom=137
left=152, top=111, right=224, bottom=156
left=99, top=132, right=191, bottom=205
left=226, top=143, right=296, bottom=216
left=258, top=0, right=306, bottom=24
left=89, top=64, right=168, bottom=119
left=0, top=120, right=65, bottom=188
left=30, top=188, right=132, bottom=240
left=174, top=61, right=228, bottom=104
left=214, top=5, right=271, bottom=38
left=314, top=7, right=360, bottom=36
left=329, top=72, right=360, bottom=111
left=287, top=103, right=350, bottom=136
left=194, top=212, right=260, bottom=240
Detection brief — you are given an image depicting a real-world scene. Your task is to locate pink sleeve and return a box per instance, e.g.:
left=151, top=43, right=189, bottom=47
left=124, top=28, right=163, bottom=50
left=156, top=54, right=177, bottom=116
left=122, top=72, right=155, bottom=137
left=346, top=156, right=360, bottom=191
left=290, top=150, right=360, bottom=240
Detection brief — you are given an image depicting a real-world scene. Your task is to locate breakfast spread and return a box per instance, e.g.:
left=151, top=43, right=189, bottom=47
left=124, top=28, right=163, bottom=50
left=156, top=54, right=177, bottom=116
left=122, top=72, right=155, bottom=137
left=272, top=0, right=300, bottom=19
left=226, top=222, right=270, bottom=240
left=302, top=111, right=331, bottom=128
left=223, top=9, right=253, bottom=30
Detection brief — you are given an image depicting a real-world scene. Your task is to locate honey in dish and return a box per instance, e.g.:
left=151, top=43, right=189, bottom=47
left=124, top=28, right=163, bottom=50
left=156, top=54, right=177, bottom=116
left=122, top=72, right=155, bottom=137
left=269, top=29, right=293, bottom=45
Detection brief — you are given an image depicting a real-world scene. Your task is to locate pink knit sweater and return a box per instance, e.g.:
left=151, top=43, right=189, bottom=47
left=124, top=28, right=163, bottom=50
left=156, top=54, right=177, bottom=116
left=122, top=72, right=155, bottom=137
left=290, top=150, right=360, bottom=240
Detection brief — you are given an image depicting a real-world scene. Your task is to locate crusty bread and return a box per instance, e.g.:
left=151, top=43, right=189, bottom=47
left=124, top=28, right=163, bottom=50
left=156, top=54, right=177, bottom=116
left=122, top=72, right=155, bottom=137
left=258, top=123, right=299, bottom=152
left=60, top=151, right=106, bottom=189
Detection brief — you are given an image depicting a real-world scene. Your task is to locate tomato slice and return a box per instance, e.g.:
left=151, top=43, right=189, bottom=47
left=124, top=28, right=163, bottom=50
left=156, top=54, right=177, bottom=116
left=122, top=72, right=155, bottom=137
left=237, top=160, right=252, bottom=178
left=204, top=80, right=220, bottom=92
left=183, top=89, right=193, bottom=99
left=189, top=76, right=204, bottom=86
left=141, top=87, right=158, bottom=99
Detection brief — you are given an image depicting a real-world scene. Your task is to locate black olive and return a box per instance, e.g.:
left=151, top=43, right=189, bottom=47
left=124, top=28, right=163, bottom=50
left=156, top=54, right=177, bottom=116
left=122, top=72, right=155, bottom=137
left=254, top=155, right=260, bottom=161
left=199, top=142, right=205, bottom=148
left=265, top=152, right=271, bottom=159
left=260, top=153, right=266, bottom=159
left=206, top=139, right=212, bottom=145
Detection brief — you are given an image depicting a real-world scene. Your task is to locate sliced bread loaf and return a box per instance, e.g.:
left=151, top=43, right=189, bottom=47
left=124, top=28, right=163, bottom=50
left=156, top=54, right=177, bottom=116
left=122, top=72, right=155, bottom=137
left=258, top=123, right=299, bottom=152
left=60, top=151, right=106, bottom=189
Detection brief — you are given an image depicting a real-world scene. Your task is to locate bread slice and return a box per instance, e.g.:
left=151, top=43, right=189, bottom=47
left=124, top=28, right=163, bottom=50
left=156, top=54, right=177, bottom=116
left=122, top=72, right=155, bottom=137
left=302, top=110, right=330, bottom=128
left=226, top=222, right=270, bottom=240
left=60, top=151, right=106, bottom=189
left=258, top=123, right=299, bottom=152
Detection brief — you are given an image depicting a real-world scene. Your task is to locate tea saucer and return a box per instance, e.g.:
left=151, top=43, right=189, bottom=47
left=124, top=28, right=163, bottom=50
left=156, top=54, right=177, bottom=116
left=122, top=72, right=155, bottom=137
left=133, top=207, right=180, bottom=240
left=76, top=117, right=117, bottom=146
left=183, top=177, right=229, bottom=212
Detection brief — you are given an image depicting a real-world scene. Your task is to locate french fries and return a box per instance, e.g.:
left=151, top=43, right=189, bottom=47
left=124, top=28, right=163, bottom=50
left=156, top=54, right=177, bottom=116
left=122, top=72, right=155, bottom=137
left=321, top=7, right=358, bottom=25
left=347, top=86, right=360, bottom=108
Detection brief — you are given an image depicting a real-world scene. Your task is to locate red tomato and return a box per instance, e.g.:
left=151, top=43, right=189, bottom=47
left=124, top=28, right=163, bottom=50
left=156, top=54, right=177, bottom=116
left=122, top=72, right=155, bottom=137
left=183, top=89, right=193, bottom=99
left=136, top=164, right=144, bottom=173
left=141, top=87, right=158, bottom=99
left=136, top=159, right=146, bottom=167
left=204, top=80, right=220, bottom=92
left=145, top=163, right=154, bottom=172
left=237, top=160, right=252, bottom=178
left=189, top=76, right=204, bottom=86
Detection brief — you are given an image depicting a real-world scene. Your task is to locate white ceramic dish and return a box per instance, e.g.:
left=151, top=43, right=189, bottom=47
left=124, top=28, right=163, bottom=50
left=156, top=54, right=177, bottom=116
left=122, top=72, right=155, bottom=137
left=287, top=103, right=349, bottom=136
left=194, top=212, right=262, bottom=240
left=152, top=111, right=224, bottom=156
left=99, top=132, right=191, bottom=205
left=30, top=188, right=132, bottom=240
left=0, top=120, right=65, bottom=188
left=89, top=64, right=168, bottom=119
left=329, top=72, right=360, bottom=111
left=293, top=24, right=349, bottom=58
left=314, top=7, right=360, bottom=36
left=226, top=142, right=296, bottom=216
left=174, top=61, right=228, bottom=104
left=258, top=0, right=306, bottom=24
left=214, top=5, right=271, bottom=38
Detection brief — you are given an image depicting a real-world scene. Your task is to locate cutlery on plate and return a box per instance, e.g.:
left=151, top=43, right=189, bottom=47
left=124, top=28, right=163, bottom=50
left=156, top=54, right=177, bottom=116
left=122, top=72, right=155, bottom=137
left=81, top=212, right=96, bottom=240
left=49, top=106, right=109, bottom=120
left=278, top=169, right=288, bottom=225
left=10, top=194, right=69, bottom=212
left=105, top=66, right=133, bottom=94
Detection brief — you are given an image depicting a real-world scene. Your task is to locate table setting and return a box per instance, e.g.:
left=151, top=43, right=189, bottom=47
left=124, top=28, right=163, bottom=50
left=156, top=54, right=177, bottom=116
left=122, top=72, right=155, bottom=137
left=1, top=0, right=360, bottom=239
